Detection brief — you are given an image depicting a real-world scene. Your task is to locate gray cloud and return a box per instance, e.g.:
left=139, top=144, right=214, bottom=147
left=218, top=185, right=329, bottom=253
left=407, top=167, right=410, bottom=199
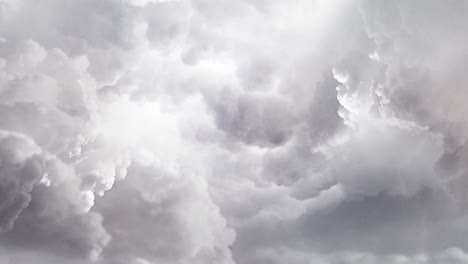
left=0, top=131, right=43, bottom=233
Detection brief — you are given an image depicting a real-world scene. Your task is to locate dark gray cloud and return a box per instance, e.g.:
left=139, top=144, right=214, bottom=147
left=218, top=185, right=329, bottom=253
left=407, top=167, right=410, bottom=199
left=0, top=0, right=468, bottom=263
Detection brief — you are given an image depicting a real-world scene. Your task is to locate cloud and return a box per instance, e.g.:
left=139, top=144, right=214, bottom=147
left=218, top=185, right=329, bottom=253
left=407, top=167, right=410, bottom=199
left=0, top=131, right=42, bottom=233
left=0, top=0, right=468, bottom=264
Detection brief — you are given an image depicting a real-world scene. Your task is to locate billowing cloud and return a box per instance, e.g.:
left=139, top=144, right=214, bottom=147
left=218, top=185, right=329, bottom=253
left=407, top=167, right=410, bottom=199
left=0, top=0, right=468, bottom=264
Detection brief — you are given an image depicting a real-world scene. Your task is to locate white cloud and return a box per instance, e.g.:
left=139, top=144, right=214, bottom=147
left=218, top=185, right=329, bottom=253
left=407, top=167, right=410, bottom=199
left=0, top=0, right=467, bottom=264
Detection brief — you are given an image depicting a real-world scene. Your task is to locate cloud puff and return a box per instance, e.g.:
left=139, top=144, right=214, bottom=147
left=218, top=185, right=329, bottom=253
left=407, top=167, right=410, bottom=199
left=0, top=131, right=42, bottom=233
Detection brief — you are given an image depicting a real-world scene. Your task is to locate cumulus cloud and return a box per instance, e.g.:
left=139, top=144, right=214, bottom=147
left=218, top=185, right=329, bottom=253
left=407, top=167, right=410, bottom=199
left=0, top=0, right=468, bottom=264
left=0, top=131, right=42, bottom=233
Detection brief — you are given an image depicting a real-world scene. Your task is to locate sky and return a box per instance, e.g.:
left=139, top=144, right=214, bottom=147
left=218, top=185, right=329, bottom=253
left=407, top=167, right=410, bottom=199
left=1, top=0, right=468, bottom=263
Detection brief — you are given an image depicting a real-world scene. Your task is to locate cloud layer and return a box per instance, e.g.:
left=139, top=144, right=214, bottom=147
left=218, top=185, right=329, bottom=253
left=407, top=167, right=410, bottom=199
left=0, top=0, right=468, bottom=263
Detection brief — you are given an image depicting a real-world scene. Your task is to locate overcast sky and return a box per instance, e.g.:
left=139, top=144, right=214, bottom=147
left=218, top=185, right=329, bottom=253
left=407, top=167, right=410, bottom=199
left=1, top=0, right=468, bottom=263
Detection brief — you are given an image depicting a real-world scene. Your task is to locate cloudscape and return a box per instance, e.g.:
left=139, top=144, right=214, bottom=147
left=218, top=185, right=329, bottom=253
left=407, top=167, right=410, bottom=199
left=1, top=0, right=468, bottom=263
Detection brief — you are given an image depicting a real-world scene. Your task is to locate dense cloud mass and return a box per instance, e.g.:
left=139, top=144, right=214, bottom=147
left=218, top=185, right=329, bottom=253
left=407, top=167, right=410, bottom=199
left=0, top=0, right=468, bottom=263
